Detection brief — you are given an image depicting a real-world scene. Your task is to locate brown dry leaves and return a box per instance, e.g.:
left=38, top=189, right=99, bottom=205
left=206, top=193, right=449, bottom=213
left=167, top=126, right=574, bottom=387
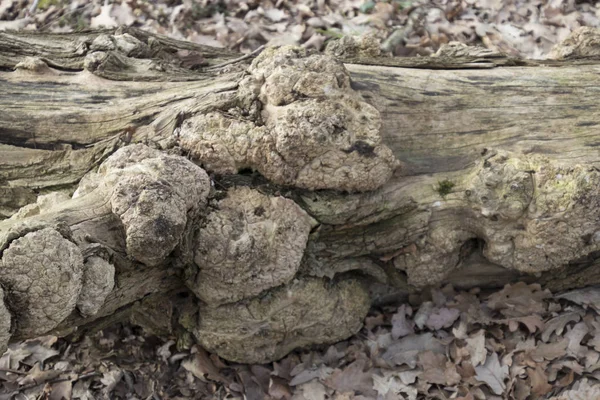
left=1, top=0, right=599, bottom=58
left=2, top=283, right=600, bottom=398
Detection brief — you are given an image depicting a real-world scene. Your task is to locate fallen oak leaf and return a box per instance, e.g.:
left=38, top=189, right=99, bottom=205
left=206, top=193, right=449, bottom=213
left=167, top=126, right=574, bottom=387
left=495, top=314, right=545, bottom=334
left=269, top=376, right=292, bottom=400
left=555, top=286, right=600, bottom=313
left=487, top=282, right=550, bottom=318
left=382, top=333, right=445, bottom=368
left=565, top=322, right=589, bottom=358
left=181, top=346, right=230, bottom=385
left=417, top=351, right=461, bottom=386
left=530, top=339, right=568, bottom=362
left=528, top=365, right=552, bottom=398
left=289, top=365, right=333, bottom=386
left=425, top=307, right=460, bottom=331
left=465, top=330, right=487, bottom=367
left=474, top=352, right=509, bottom=395
left=372, top=371, right=418, bottom=400
left=323, top=359, right=376, bottom=397
left=541, top=311, right=583, bottom=342
left=391, top=304, right=414, bottom=339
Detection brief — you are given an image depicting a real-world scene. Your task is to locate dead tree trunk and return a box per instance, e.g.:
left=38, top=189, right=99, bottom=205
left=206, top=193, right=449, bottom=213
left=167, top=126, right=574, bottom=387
left=1, top=27, right=600, bottom=364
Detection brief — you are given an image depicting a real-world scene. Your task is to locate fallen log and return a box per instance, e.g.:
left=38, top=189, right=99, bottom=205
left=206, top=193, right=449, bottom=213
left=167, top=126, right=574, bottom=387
left=1, top=26, right=600, bottom=363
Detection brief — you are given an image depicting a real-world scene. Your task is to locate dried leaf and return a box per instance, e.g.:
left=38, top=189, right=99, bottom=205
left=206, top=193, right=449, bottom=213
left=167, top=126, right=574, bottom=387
left=294, top=380, right=328, bottom=400
left=487, top=282, right=550, bottom=318
left=269, top=376, right=292, bottom=400
left=565, top=322, right=589, bottom=358
left=382, top=333, right=445, bottom=368
left=181, top=347, right=229, bottom=384
left=417, top=351, right=461, bottom=386
left=289, top=366, right=333, bottom=386
left=530, top=339, right=568, bottom=362
left=556, top=287, right=600, bottom=313
left=372, top=371, right=418, bottom=400
left=323, top=359, right=375, bottom=397
left=413, top=301, right=434, bottom=329
left=90, top=4, right=117, bottom=28
left=465, top=330, right=487, bottom=367
left=528, top=365, right=552, bottom=397
left=541, top=311, right=583, bottom=342
left=474, top=352, right=509, bottom=395
left=391, top=304, right=414, bottom=339
left=425, top=307, right=460, bottom=331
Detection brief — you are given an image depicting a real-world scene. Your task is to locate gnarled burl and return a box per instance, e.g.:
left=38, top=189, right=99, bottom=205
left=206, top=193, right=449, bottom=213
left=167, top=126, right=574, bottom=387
left=1, top=27, right=600, bottom=363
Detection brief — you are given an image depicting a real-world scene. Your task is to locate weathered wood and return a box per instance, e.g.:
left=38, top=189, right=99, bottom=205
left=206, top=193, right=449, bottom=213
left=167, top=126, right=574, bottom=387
left=1, top=28, right=600, bottom=363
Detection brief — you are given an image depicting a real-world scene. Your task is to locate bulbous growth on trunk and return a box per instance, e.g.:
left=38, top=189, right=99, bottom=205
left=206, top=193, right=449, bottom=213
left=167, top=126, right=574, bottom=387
left=0, top=228, right=83, bottom=336
left=190, top=277, right=371, bottom=364
left=186, top=187, right=314, bottom=306
left=179, top=46, right=398, bottom=192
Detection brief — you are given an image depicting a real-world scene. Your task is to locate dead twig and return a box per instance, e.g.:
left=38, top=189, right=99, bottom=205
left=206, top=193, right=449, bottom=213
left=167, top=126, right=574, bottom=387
left=205, top=45, right=265, bottom=71
left=27, top=0, right=40, bottom=15
left=0, top=367, right=28, bottom=375
left=15, top=371, right=100, bottom=393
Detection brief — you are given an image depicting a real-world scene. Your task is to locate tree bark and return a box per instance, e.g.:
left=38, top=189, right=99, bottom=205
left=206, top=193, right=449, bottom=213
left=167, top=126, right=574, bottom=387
left=1, top=27, right=600, bottom=363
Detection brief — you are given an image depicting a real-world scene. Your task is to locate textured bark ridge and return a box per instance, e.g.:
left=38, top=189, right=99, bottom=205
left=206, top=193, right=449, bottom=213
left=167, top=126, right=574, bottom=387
left=1, top=27, right=600, bottom=363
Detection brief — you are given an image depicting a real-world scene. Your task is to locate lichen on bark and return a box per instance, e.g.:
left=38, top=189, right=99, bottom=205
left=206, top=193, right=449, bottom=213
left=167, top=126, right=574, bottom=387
left=393, top=151, right=600, bottom=287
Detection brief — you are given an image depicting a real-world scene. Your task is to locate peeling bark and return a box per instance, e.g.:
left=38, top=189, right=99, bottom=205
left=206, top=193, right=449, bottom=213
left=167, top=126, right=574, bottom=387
left=1, top=27, right=600, bottom=363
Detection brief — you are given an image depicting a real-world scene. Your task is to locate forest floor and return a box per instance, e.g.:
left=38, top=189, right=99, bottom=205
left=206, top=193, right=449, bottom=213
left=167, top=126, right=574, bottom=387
left=1, top=0, right=599, bottom=58
left=2, top=284, right=600, bottom=399
left=2, top=0, right=600, bottom=399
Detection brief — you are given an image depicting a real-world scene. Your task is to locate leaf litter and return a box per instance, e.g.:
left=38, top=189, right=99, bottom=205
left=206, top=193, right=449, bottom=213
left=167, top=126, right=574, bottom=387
left=1, top=0, right=600, bottom=58
left=0, top=283, right=598, bottom=398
